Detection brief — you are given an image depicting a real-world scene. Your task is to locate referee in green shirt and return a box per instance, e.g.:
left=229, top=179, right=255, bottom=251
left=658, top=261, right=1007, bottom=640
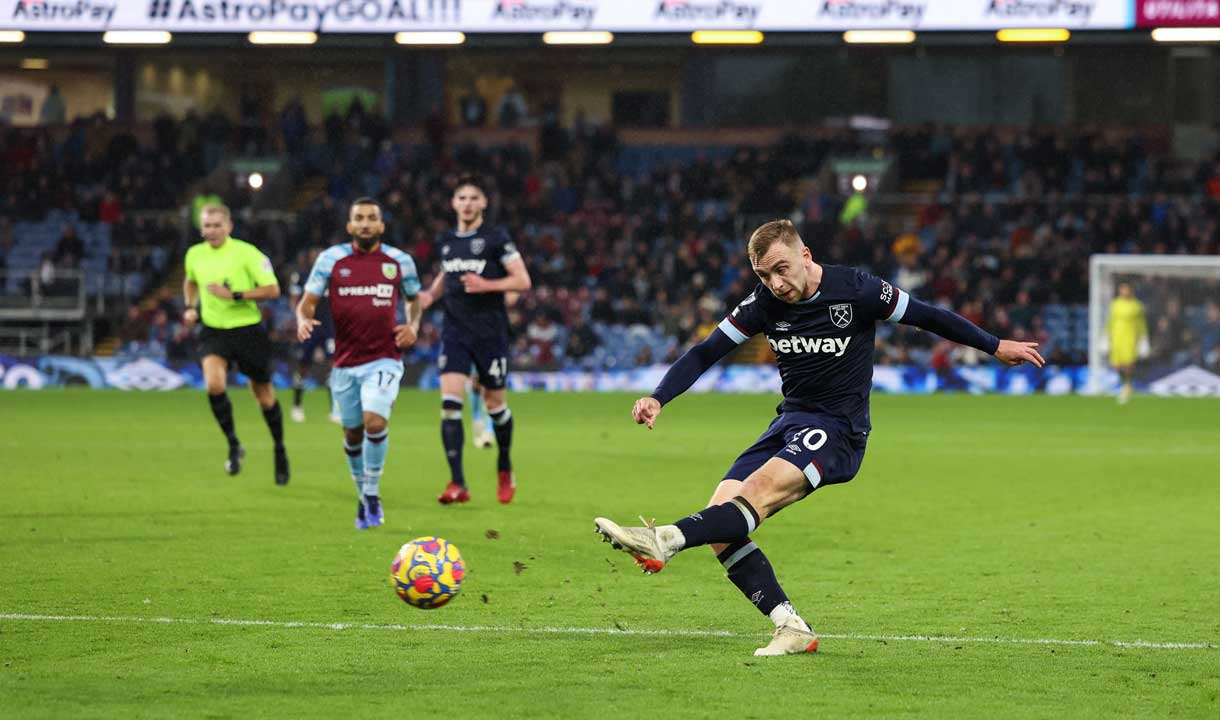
left=183, top=204, right=290, bottom=485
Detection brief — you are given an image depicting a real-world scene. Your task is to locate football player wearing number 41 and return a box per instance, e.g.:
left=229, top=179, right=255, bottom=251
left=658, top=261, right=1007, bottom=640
left=296, top=198, right=423, bottom=530
left=594, top=219, right=1044, bottom=657
left=418, top=175, right=532, bottom=506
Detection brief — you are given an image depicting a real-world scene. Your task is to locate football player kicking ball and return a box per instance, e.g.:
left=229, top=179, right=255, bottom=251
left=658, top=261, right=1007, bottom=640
left=594, top=220, right=1043, bottom=657
left=296, top=198, right=422, bottom=529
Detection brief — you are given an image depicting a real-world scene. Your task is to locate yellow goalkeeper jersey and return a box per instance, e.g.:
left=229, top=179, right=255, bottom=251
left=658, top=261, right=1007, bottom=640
left=1106, top=296, right=1147, bottom=366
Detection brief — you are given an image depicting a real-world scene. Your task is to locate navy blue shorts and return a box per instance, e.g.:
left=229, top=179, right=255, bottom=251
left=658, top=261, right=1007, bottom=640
left=299, top=332, right=334, bottom=365
left=724, top=411, right=868, bottom=492
left=438, top=332, right=509, bottom=390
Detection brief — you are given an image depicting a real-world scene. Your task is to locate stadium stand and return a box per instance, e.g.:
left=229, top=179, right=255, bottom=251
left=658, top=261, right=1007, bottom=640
left=5, top=113, right=1216, bottom=372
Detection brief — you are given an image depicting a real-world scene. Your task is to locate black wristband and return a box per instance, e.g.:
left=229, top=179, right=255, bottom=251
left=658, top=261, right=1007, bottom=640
left=232, top=291, right=244, bottom=300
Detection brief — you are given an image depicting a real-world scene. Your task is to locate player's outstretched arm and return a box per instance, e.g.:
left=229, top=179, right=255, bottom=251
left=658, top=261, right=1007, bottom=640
left=295, top=291, right=322, bottom=342
left=899, top=296, right=1044, bottom=367
left=633, top=329, right=739, bottom=429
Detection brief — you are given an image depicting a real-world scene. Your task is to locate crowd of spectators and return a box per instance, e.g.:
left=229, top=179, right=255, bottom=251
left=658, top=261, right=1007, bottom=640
left=253, top=120, right=1220, bottom=372
left=0, top=113, right=239, bottom=306
left=0, top=112, right=221, bottom=219
left=5, top=108, right=1217, bottom=373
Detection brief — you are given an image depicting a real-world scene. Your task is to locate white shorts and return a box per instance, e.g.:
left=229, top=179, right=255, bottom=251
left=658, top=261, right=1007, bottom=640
left=330, top=358, right=404, bottom=428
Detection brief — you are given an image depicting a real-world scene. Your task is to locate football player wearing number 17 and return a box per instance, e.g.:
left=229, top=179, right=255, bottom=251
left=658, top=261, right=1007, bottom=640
left=296, top=198, right=422, bottom=530
left=595, top=220, right=1045, bottom=657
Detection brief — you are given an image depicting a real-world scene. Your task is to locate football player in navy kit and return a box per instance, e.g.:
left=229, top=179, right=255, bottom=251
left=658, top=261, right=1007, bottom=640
left=289, top=246, right=337, bottom=424
left=420, top=176, right=532, bottom=505
left=594, top=219, right=1044, bottom=657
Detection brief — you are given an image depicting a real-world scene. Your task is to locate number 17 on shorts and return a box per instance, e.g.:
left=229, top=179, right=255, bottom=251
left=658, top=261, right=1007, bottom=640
left=331, top=358, right=404, bottom=427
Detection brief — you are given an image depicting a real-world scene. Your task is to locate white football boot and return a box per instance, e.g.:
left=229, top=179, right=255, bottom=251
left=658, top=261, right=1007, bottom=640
left=290, top=406, right=306, bottom=423
left=593, top=516, right=683, bottom=574
left=754, top=615, right=819, bottom=657
left=473, top=426, right=495, bottom=449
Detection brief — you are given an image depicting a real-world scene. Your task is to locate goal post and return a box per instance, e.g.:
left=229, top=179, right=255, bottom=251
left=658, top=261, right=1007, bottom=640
left=1088, top=254, right=1220, bottom=396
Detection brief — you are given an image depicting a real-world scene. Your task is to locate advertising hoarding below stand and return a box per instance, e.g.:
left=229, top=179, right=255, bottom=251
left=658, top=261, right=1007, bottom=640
left=11, top=354, right=1215, bottom=397
left=0, top=0, right=1136, bottom=33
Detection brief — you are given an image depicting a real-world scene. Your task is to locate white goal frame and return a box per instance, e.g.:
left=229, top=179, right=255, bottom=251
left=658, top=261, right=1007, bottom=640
left=1088, top=254, right=1220, bottom=395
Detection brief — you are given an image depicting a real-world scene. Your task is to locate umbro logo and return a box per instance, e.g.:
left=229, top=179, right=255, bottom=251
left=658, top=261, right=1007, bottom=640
left=774, top=321, right=791, bottom=331
left=338, top=268, right=352, bottom=277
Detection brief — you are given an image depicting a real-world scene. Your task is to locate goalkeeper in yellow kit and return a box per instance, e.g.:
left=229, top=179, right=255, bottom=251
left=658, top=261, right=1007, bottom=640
left=1105, top=282, right=1149, bottom=404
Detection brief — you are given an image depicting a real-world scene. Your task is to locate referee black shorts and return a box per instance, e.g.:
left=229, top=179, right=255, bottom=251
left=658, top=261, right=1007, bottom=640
left=199, top=323, right=273, bottom=385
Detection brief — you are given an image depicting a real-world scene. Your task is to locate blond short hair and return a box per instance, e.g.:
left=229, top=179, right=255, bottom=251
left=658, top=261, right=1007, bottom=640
left=200, top=204, right=232, bottom=222
left=748, top=219, right=803, bottom=263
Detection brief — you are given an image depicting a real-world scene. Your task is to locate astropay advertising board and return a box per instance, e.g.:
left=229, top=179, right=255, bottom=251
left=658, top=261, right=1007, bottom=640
left=0, top=0, right=1135, bottom=32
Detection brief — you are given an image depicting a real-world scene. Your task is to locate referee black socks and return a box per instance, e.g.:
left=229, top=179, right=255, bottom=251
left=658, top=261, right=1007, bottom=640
left=261, top=401, right=285, bottom=452
left=208, top=392, right=239, bottom=448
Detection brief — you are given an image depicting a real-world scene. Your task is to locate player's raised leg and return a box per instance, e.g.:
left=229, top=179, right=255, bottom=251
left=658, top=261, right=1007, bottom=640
left=595, top=457, right=807, bottom=572
left=438, top=371, right=471, bottom=504
left=251, top=379, right=289, bottom=486
left=202, top=354, right=244, bottom=475
left=483, top=384, right=516, bottom=504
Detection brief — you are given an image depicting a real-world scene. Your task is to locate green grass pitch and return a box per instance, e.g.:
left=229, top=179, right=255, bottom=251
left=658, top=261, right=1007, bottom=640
left=1, top=389, right=1218, bottom=718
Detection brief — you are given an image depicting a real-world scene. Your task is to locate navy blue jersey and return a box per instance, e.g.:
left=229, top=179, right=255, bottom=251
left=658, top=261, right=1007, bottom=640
left=718, top=265, right=910, bottom=434
left=438, top=226, right=520, bottom=339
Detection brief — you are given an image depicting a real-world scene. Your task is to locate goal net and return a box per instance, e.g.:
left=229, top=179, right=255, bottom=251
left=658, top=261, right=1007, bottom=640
left=1088, top=255, right=1220, bottom=397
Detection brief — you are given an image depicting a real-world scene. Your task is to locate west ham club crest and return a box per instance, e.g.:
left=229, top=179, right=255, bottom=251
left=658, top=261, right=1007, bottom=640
left=829, top=303, right=853, bottom=328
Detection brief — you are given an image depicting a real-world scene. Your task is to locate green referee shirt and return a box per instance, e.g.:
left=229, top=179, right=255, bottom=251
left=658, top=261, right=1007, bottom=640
left=184, top=237, right=278, bottom=329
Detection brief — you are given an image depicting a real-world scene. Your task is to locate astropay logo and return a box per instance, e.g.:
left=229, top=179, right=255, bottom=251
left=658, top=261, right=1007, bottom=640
left=654, top=0, right=762, bottom=26
left=985, top=0, right=1095, bottom=22
left=12, top=0, right=117, bottom=24
left=819, top=0, right=926, bottom=23
left=146, top=0, right=460, bottom=27
left=491, top=0, right=596, bottom=27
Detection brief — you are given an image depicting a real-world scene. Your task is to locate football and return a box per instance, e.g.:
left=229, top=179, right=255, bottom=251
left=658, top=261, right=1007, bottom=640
left=390, top=536, right=465, bottom=609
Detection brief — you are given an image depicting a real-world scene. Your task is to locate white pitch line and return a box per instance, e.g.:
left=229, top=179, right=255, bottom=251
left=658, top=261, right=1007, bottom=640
left=0, top=613, right=1214, bottom=651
